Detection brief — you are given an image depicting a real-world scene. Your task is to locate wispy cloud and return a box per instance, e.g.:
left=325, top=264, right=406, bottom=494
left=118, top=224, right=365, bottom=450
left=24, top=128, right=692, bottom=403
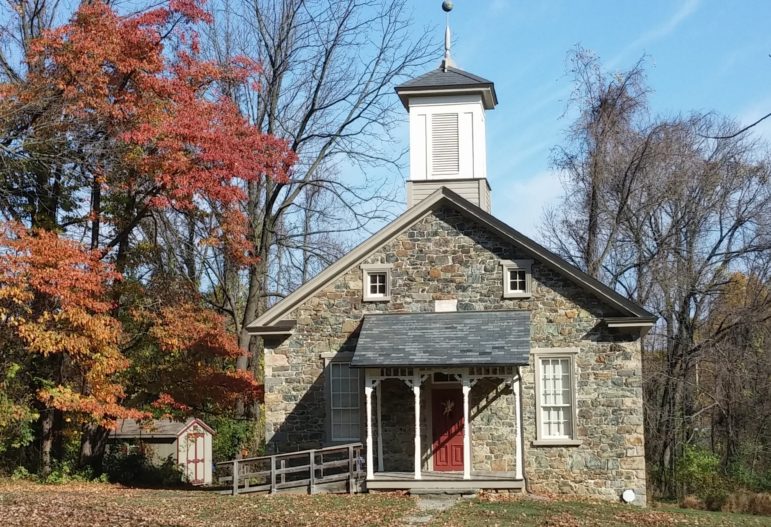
left=492, top=169, right=564, bottom=239
left=609, top=0, right=701, bottom=66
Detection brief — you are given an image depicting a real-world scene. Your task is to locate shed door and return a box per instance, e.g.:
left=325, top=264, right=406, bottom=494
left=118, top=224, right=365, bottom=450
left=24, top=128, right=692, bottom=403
left=185, top=433, right=205, bottom=485
left=431, top=388, right=464, bottom=471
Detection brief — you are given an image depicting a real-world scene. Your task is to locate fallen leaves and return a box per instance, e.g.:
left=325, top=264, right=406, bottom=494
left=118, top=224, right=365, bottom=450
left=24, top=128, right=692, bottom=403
left=0, top=480, right=416, bottom=527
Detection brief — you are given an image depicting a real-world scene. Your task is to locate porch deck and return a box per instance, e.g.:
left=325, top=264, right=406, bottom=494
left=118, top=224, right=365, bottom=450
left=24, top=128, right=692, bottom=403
left=366, top=470, right=524, bottom=491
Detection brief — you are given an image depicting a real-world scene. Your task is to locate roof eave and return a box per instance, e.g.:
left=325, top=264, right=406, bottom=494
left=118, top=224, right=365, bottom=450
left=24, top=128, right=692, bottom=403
left=349, top=361, right=529, bottom=368
left=395, top=85, right=497, bottom=110
left=248, top=320, right=296, bottom=337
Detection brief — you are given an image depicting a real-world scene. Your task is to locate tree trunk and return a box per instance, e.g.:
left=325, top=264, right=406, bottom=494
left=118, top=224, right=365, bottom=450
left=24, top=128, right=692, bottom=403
left=79, top=423, right=110, bottom=472
left=40, top=409, right=55, bottom=477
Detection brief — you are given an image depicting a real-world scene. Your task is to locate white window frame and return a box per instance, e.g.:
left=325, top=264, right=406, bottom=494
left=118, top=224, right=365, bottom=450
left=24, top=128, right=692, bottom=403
left=328, top=361, right=361, bottom=442
left=501, top=259, right=533, bottom=298
left=532, top=348, right=581, bottom=446
left=361, top=263, right=392, bottom=302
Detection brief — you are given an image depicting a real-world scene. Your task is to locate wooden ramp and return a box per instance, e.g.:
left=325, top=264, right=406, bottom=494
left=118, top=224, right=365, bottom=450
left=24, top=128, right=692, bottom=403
left=216, top=443, right=364, bottom=495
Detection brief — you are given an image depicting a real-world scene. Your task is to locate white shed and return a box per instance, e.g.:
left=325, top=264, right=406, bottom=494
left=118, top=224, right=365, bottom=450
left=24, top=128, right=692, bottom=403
left=111, top=418, right=215, bottom=485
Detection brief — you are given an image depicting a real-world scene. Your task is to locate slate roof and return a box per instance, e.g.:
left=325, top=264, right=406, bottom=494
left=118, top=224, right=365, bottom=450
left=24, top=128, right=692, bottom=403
left=111, top=418, right=213, bottom=439
left=350, top=311, right=530, bottom=368
left=395, top=66, right=498, bottom=109
left=396, top=66, right=494, bottom=90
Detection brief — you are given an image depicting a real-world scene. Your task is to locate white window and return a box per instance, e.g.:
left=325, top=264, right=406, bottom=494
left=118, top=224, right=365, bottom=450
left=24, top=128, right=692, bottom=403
left=330, top=363, right=360, bottom=441
left=501, top=259, right=533, bottom=298
left=361, top=264, right=392, bottom=301
left=533, top=349, right=580, bottom=446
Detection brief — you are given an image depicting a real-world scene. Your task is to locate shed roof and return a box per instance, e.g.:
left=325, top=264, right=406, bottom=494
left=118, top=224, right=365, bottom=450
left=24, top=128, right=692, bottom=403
left=350, top=311, right=530, bottom=367
left=111, top=418, right=213, bottom=439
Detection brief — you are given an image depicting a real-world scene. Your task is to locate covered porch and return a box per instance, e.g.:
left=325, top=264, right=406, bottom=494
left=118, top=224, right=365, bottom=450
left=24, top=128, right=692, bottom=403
left=351, top=311, right=530, bottom=491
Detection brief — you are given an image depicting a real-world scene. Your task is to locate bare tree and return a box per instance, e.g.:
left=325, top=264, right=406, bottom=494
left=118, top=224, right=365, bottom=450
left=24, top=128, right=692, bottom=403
left=178, top=0, right=436, bottom=406
left=543, top=48, right=771, bottom=497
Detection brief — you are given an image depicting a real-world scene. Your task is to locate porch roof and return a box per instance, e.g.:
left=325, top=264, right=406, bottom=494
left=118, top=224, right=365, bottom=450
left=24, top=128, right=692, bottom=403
left=350, top=311, right=530, bottom=367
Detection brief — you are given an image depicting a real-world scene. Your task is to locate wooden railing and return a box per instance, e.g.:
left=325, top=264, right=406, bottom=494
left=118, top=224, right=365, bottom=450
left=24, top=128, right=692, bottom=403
left=215, top=443, right=364, bottom=495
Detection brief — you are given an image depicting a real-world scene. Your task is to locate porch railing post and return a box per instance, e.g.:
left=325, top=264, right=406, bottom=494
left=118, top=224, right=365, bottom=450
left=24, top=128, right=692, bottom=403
left=347, top=444, right=355, bottom=493
left=232, top=459, right=239, bottom=496
left=413, top=374, right=422, bottom=480
left=309, top=450, right=316, bottom=494
left=270, top=455, right=277, bottom=493
left=462, top=376, right=471, bottom=480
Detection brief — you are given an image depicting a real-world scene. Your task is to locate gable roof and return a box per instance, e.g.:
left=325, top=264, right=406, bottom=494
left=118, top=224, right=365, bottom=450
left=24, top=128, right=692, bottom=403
left=395, top=66, right=498, bottom=109
left=351, top=311, right=530, bottom=368
left=111, top=418, right=214, bottom=439
left=247, top=187, right=656, bottom=331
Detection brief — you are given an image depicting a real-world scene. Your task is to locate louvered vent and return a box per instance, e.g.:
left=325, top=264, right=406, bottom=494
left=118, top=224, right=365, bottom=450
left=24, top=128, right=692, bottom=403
left=431, top=113, right=459, bottom=175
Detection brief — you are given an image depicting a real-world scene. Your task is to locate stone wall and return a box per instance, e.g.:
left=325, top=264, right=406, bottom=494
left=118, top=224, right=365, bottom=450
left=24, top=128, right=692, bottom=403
left=261, top=205, right=646, bottom=504
left=469, top=379, right=517, bottom=473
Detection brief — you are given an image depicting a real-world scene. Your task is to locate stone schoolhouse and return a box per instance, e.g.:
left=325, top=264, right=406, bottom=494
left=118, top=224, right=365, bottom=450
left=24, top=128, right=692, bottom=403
left=246, top=44, right=655, bottom=505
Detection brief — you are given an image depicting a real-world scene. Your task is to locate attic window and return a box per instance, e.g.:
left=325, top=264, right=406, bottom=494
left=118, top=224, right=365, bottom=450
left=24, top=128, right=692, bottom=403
left=431, top=113, right=459, bottom=175
left=361, top=263, right=392, bottom=302
left=501, top=259, right=533, bottom=298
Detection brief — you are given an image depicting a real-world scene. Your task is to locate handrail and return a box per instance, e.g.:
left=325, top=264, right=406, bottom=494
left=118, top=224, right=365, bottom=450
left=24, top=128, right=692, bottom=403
left=215, top=442, right=362, bottom=467
left=216, top=442, right=364, bottom=495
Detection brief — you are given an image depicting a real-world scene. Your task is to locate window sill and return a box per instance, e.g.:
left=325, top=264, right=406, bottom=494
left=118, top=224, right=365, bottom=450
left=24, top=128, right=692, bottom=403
left=532, top=439, right=582, bottom=447
left=503, top=292, right=532, bottom=299
left=325, top=439, right=361, bottom=446
left=363, top=296, right=391, bottom=302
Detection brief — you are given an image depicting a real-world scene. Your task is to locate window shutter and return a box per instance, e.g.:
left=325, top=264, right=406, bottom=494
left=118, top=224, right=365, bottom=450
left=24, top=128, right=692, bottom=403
left=431, top=113, right=459, bottom=175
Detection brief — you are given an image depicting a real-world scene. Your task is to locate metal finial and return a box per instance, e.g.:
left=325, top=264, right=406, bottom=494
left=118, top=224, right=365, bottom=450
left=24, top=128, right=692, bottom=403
left=441, top=1, right=455, bottom=71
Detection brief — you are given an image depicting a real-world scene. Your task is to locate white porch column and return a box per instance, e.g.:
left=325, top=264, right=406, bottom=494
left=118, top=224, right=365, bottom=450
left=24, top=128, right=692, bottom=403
left=513, top=373, right=524, bottom=480
left=376, top=381, right=384, bottom=472
left=413, top=375, right=422, bottom=480
left=364, top=371, right=374, bottom=480
left=462, top=377, right=472, bottom=480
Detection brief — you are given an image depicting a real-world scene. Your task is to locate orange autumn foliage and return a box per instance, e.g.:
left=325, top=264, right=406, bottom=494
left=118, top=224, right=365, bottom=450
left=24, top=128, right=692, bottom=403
left=131, top=291, right=263, bottom=414
left=0, top=223, right=144, bottom=426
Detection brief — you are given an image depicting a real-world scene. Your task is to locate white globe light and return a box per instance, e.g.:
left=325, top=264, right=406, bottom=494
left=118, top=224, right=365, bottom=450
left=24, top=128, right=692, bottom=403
left=622, top=489, right=636, bottom=503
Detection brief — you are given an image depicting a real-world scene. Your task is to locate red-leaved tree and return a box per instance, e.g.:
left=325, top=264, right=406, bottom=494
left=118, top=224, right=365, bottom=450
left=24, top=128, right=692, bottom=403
left=0, top=0, right=294, bottom=472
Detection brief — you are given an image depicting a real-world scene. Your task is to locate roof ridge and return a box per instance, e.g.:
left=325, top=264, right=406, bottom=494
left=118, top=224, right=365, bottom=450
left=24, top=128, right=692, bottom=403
left=445, top=66, right=492, bottom=84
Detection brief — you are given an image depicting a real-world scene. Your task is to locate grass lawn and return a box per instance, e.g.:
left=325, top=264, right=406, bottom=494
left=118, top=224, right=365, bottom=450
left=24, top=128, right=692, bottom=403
left=0, top=480, right=416, bottom=527
left=429, top=495, right=771, bottom=527
left=2, top=480, right=768, bottom=527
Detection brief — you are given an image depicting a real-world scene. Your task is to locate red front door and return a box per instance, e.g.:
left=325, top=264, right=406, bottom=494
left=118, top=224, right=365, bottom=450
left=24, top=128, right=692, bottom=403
left=431, top=388, right=464, bottom=471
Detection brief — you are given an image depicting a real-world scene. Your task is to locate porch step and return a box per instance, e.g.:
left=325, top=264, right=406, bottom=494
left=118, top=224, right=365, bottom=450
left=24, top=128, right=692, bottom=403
left=408, top=488, right=478, bottom=497
left=366, top=475, right=525, bottom=493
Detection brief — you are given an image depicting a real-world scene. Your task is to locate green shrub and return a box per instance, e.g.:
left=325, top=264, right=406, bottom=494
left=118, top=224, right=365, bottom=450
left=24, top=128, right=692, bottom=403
left=11, top=466, right=31, bottom=480
left=677, top=445, right=728, bottom=506
left=209, top=416, right=262, bottom=462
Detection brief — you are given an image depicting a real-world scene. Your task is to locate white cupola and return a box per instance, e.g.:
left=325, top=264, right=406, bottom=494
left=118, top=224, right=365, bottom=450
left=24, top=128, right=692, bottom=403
left=395, top=16, right=497, bottom=212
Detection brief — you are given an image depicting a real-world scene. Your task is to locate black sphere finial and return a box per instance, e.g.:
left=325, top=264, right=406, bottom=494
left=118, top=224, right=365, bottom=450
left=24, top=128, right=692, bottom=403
left=442, top=1, right=453, bottom=13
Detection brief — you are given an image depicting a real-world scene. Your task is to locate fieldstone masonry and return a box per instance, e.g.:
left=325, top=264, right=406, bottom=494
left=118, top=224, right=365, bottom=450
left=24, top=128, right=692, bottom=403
left=262, top=206, right=647, bottom=505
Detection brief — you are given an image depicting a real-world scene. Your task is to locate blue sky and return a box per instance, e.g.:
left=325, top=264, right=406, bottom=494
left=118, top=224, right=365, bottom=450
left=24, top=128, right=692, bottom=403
left=389, top=0, right=771, bottom=238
